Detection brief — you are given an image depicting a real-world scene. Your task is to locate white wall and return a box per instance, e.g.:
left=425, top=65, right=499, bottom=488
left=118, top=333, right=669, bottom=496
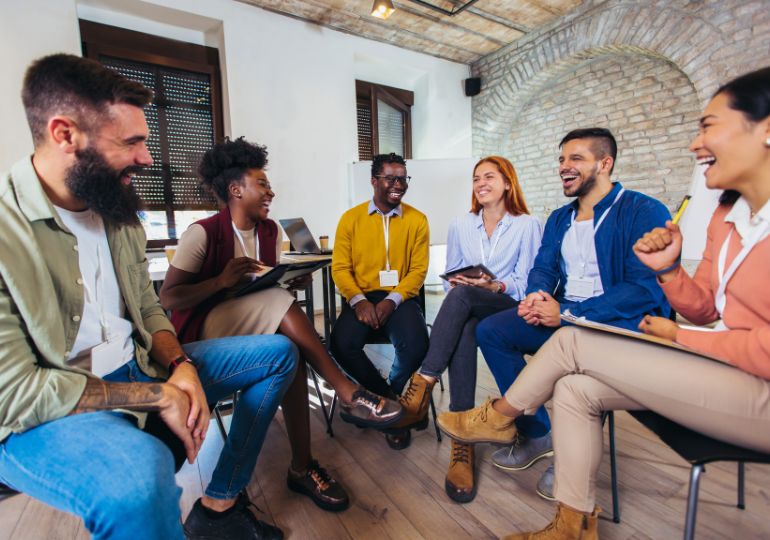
left=0, top=0, right=473, bottom=244
left=0, top=0, right=81, bottom=171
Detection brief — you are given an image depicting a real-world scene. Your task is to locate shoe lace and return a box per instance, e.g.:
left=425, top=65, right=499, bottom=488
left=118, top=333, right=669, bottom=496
left=354, top=388, right=383, bottom=412
left=399, top=379, right=418, bottom=406
left=506, top=433, right=524, bottom=458
left=471, top=399, right=492, bottom=423
left=307, top=460, right=332, bottom=491
left=451, top=443, right=471, bottom=465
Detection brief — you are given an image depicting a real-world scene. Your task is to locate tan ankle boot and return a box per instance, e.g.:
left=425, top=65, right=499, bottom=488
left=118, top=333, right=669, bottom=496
left=502, top=504, right=600, bottom=540
left=445, top=440, right=476, bottom=503
left=437, top=398, right=517, bottom=444
left=388, top=373, right=435, bottom=430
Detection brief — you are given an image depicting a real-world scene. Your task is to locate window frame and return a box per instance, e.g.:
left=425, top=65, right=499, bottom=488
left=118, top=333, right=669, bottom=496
left=356, top=80, right=413, bottom=160
left=80, top=20, right=224, bottom=248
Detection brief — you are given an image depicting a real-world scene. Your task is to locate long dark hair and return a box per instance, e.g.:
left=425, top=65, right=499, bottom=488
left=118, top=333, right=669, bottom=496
left=713, top=67, right=770, bottom=206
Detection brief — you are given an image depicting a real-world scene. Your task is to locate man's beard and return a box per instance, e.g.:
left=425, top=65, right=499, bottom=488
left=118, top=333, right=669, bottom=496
left=564, top=164, right=599, bottom=198
left=65, top=147, right=144, bottom=227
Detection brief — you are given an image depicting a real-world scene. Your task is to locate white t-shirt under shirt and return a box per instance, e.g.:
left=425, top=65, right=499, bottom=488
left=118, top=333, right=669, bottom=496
left=171, top=223, right=283, bottom=274
left=561, top=219, right=605, bottom=302
left=54, top=206, right=135, bottom=373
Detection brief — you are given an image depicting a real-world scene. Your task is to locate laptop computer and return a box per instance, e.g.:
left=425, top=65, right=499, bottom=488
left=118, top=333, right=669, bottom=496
left=279, top=217, right=332, bottom=254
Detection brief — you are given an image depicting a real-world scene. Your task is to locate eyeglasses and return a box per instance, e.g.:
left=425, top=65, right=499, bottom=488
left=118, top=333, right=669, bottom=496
left=375, top=175, right=411, bottom=186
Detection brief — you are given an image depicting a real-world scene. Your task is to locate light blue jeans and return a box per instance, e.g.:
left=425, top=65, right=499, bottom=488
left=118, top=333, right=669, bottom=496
left=0, top=334, right=297, bottom=540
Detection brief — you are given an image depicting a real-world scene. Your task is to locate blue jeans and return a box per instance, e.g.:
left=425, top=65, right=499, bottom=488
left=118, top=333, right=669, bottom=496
left=476, top=307, right=565, bottom=438
left=0, top=334, right=297, bottom=540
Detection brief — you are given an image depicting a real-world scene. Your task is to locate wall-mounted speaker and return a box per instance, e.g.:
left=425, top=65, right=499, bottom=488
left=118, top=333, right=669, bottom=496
left=464, top=77, right=481, bottom=97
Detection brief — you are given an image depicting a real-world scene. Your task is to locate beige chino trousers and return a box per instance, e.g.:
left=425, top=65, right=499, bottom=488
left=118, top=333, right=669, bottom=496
left=504, top=326, right=770, bottom=513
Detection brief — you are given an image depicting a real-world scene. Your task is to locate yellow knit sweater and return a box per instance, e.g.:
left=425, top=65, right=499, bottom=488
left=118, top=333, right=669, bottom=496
left=332, top=201, right=429, bottom=301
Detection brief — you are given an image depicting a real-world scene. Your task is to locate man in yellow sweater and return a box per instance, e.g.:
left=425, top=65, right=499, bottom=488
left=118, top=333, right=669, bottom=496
left=330, top=153, right=430, bottom=448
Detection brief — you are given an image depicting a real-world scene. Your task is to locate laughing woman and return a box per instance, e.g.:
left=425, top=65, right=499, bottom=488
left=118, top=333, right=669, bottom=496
left=437, top=67, right=770, bottom=539
left=386, top=156, right=542, bottom=502
left=160, top=138, right=401, bottom=513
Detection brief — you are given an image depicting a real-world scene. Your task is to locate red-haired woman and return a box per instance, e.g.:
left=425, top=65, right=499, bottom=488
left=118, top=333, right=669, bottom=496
left=386, top=156, right=542, bottom=501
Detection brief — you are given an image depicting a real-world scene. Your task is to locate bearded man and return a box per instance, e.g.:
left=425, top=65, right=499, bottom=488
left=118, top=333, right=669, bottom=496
left=449, top=128, right=671, bottom=503
left=0, top=53, right=298, bottom=540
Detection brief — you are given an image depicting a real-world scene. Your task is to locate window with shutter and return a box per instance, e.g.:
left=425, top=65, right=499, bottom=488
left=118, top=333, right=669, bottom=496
left=355, top=80, right=413, bottom=160
left=80, top=20, right=224, bottom=247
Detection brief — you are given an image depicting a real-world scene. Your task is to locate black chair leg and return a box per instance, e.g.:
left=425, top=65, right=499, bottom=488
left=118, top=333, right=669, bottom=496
left=438, top=374, right=445, bottom=392
left=214, top=404, right=228, bottom=442
left=429, top=394, right=441, bottom=442
left=684, top=464, right=705, bottom=540
left=606, top=411, right=621, bottom=523
left=737, top=461, right=746, bottom=510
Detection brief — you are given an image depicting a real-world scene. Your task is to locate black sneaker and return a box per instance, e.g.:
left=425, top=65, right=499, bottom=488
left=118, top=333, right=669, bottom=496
left=184, top=493, right=283, bottom=540
left=287, top=459, right=350, bottom=512
left=339, top=387, right=404, bottom=428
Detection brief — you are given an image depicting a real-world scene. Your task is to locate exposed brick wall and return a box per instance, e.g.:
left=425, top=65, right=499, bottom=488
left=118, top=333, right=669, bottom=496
left=471, top=0, right=770, bottom=217
left=508, top=54, right=700, bottom=214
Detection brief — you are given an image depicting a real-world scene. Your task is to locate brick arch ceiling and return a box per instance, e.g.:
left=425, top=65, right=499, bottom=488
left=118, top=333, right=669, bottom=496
left=474, top=2, right=727, bottom=154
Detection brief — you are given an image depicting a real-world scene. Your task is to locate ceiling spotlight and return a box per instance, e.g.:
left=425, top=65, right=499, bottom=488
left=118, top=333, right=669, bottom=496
left=371, top=0, right=395, bottom=19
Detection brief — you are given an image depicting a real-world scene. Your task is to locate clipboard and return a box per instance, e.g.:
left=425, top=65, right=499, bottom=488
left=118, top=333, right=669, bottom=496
left=232, top=260, right=326, bottom=297
left=440, top=264, right=496, bottom=281
left=560, top=311, right=727, bottom=363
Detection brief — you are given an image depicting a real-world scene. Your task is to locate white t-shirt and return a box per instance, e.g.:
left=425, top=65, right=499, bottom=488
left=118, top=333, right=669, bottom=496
left=171, top=223, right=282, bottom=273
left=561, top=219, right=605, bottom=302
left=55, top=206, right=135, bottom=373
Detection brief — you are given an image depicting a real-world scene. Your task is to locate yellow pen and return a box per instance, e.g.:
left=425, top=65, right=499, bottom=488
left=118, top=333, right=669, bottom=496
left=672, top=195, right=691, bottom=225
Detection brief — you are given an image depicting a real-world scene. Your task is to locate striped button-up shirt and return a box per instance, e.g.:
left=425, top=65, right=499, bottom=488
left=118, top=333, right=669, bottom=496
left=444, top=210, right=542, bottom=300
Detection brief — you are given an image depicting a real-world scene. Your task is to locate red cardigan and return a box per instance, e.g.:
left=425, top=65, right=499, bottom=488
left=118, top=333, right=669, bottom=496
left=169, top=207, right=278, bottom=344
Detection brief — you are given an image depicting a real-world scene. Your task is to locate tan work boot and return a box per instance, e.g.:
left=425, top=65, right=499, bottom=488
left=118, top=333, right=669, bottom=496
left=503, top=504, right=601, bottom=540
left=445, top=440, right=476, bottom=503
left=437, top=398, right=517, bottom=444
left=387, top=373, right=436, bottom=431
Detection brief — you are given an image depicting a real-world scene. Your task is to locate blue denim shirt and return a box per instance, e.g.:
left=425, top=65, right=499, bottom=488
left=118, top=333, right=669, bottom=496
left=526, top=182, right=671, bottom=330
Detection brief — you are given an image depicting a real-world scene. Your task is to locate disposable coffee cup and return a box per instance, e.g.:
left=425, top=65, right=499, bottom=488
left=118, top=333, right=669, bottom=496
left=319, top=236, right=329, bottom=250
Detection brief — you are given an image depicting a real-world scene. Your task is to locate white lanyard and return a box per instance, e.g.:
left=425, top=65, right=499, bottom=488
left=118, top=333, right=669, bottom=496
left=480, top=225, right=503, bottom=266
left=232, top=221, right=259, bottom=260
left=570, top=187, right=625, bottom=232
left=568, top=188, right=625, bottom=277
left=381, top=214, right=392, bottom=271
left=715, top=221, right=770, bottom=315
left=81, top=242, right=111, bottom=342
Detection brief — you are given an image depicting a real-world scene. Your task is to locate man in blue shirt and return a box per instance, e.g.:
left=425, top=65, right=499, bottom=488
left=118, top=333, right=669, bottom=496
left=471, top=128, right=670, bottom=500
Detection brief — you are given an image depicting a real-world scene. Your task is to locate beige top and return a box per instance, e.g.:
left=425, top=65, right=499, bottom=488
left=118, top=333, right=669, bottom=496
left=172, top=223, right=282, bottom=273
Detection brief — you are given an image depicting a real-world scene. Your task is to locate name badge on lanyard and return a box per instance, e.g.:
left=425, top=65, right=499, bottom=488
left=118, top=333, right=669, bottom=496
left=379, top=214, right=399, bottom=287
left=565, top=188, right=624, bottom=300
left=87, top=242, right=124, bottom=377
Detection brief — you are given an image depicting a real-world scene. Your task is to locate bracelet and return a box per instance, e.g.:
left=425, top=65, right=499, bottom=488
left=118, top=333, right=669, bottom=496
left=654, top=261, right=681, bottom=276
left=168, top=355, right=194, bottom=374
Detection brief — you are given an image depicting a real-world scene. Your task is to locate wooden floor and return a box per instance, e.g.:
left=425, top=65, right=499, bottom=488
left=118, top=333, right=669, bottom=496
left=2, top=291, right=770, bottom=539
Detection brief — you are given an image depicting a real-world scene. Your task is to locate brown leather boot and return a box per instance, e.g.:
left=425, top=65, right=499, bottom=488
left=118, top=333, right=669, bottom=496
left=387, top=373, right=436, bottom=431
left=437, top=398, right=517, bottom=444
left=445, top=440, right=476, bottom=503
left=502, top=504, right=601, bottom=540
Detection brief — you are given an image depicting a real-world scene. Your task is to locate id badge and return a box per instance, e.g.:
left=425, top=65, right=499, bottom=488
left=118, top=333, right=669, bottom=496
left=565, top=276, right=594, bottom=299
left=91, top=338, right=125, bottom=378
left=379, top=270, right=399, bottom=287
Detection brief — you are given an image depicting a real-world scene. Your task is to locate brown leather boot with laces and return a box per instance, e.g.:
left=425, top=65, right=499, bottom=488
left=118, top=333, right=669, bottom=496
left=387, top=373, right=436, bottom=431
left=502, top=504, right=600, bottom=540
left=445, top=439, right=476, bottom=503
left=437, top=398, right=517, bottom=444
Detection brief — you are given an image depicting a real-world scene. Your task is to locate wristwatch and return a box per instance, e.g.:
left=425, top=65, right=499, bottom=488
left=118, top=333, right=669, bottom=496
left=168, top=355, right=195, bottom=374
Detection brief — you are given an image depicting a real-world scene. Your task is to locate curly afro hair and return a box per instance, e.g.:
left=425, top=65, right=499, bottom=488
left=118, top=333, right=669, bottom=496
left=198, top=137, right=269, bottom=202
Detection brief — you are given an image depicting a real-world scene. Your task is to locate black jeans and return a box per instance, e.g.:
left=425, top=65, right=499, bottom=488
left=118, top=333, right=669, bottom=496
left=419, top=285, right=517, bottom=411
left=330, top=290, right=429, bottom=396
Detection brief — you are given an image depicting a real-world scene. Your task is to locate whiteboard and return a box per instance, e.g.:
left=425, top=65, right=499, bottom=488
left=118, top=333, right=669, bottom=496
left=347, top=157, right=478, bottom=244
left=679, top=165, right=721, bottom=261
